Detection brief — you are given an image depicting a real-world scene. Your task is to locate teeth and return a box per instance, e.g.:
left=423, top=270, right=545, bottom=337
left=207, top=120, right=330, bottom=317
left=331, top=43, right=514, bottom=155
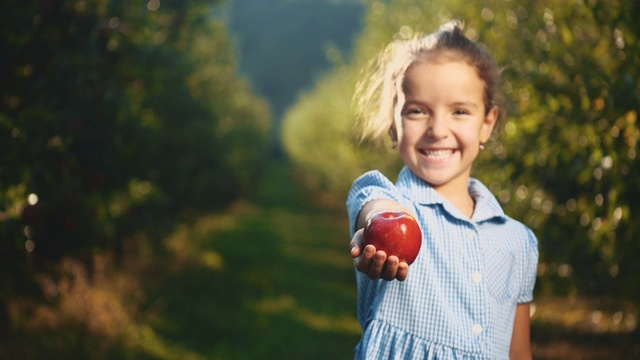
left=422, top=149, right=453, bottom=158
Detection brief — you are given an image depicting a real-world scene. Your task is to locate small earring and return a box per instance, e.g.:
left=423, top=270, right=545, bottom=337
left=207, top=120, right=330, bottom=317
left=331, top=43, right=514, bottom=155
left=479, top=143, right=486, bottom=150
left=391, top=140, right=398, bottom=150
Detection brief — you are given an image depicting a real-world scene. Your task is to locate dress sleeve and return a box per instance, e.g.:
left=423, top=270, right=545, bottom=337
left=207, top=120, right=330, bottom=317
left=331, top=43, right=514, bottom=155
left=517, top=227, right=539, bottom=303
left=346, top=170, right=401, bottom=236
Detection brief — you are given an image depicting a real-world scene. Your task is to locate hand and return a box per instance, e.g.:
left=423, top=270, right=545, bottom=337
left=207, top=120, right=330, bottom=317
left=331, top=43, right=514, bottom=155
left=349, top=228, right=409, bottom=281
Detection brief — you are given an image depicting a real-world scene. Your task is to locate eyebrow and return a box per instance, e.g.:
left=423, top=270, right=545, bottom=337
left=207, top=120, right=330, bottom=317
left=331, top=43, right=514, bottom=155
left=402, top=99, right=481, bottom=110
left=451, top=101, right=479, bottom=109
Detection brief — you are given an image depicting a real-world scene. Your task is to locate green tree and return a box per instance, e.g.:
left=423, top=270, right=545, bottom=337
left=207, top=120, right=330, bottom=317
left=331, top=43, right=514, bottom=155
left=464, top=0, right=640, bottom=301
left=282, top=0, right=640, bottom=302
left=0, top=0, right=271, bottom=327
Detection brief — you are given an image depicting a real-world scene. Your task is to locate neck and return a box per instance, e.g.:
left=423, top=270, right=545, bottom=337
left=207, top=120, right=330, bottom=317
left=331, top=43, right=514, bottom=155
left=433, top=179, right=475, bottom=218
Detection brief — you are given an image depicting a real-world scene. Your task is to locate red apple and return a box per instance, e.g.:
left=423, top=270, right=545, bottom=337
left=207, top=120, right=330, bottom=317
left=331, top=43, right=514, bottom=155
left=364, top=211, right=422, bottom=265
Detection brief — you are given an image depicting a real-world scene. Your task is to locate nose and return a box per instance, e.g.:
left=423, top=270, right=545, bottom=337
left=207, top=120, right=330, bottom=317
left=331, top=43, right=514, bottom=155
left=425, top=112, right=448, bottom=139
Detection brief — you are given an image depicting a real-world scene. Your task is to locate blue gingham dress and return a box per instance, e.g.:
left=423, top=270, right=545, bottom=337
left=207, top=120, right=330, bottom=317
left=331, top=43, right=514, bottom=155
left=347, top=167, right=538, bottom=359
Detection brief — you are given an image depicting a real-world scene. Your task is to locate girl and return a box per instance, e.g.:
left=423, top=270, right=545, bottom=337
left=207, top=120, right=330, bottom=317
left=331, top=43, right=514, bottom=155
left=347, top=21, right=538, bottom=359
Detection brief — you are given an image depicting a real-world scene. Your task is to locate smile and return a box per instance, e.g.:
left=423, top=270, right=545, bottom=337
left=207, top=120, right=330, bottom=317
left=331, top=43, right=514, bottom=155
left=419, top=149, right=454, bottom=159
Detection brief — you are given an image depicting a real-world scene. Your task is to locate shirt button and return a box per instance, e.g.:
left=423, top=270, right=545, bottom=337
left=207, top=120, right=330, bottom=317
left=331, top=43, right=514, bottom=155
left=472, top=324, right=483, bottom=335
left=472, top=272, right=483, bottom=283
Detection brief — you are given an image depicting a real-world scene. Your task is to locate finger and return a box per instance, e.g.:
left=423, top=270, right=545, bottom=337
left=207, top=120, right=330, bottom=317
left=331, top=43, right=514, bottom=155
left=350, top=245, right=360, bottom=258
left=395, top=261, right=409, bottom=281
left=354, top=244, right=376, bottom=273
left=349, top=229, right=365, bottom=258
left=367, top=250, right=386, bottom=280
left=382, top=255, right=399, bottom=281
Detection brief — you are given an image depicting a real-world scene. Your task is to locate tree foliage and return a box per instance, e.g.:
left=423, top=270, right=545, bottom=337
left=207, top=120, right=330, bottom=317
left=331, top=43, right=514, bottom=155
left=281, top=0, right=640, bottom=301
left=0, top=0, right=271, bottom=310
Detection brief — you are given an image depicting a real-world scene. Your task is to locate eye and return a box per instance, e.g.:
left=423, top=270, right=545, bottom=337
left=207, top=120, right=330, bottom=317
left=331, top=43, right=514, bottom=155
left=453, top=108, right=470, bottom=116
left=403, top=106, right=427, bottom=118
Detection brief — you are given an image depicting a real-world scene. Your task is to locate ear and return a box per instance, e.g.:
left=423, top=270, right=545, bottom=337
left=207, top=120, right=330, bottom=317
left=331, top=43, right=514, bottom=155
left=388, top=126, right=398, bottom=142
left=480, top=106, right=499, bottom=143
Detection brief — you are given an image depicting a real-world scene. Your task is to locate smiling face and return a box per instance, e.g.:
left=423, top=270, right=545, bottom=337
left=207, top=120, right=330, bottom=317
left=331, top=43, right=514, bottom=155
left=395, top=57, right=498, bottom=198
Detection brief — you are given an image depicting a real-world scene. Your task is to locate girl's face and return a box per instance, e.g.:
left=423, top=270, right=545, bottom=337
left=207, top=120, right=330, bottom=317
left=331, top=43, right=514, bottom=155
left=396, top=59, right=498, bottom=197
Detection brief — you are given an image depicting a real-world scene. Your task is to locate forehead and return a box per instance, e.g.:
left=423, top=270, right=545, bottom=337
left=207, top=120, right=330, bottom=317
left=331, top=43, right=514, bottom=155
left=402, top=59, right=485, bottom=95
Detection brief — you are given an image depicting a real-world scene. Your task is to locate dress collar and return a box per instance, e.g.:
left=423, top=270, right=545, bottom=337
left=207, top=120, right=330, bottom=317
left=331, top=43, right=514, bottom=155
left=395, top=166, right=506, bottom=223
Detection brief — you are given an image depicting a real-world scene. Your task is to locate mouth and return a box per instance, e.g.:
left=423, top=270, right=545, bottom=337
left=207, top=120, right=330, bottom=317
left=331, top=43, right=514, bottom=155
left=418, top=149, right=455, bottom=159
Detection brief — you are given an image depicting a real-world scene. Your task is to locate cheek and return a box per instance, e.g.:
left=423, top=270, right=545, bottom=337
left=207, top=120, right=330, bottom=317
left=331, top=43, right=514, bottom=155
left=455, top=122, right=484, bottom=144
left=399, top=121, right=424, bottom=143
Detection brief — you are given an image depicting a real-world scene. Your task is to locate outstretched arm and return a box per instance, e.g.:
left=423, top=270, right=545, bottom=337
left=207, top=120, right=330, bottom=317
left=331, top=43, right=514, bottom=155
left=510, top=303, right=532, bottom=359
left=349, top=199, right=413, bottom=281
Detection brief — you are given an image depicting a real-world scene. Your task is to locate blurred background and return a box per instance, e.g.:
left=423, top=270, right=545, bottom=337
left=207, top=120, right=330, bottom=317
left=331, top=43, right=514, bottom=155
left=1, top=0, right=639, bottom=358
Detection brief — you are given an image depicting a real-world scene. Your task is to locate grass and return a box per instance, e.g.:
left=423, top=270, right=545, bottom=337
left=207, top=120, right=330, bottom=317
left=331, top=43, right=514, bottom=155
left=124, top=162, right=361, bottom=359
left=531, top=296, right=640, bottom=359
left=141, top=206, right=360, bottom=359
left=2, top=162, right=639, bottom=359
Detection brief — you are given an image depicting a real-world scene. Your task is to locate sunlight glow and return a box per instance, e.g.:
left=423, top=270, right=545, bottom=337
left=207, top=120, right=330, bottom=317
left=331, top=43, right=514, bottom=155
left=481, top=8, right=494, bottom=22
left=138, top=181, right=152, bottom=195
left=613, top=311, right=623, bottom=325
left=580, top=213, right=590, bottom=227
left=504, top=121, right=516, bottom=135
left=506, top=10, right=518, bottom=29
left=557, top=264, right=572, bottom=278
left=27, top=193, right=38, bottom=205
left=147, top=0, right=160, bottom=12
left=594, top=194, right=604, bottom=207
left=593, top=168, right=602, bottom=180
left=498, top=190, right=510, bottom=204
left=200, top=251, right=224, bottom=270
left=515, top=186, right=528, bottom=201
left=609, top=264, right=619, bottom=277
left=613, top=29, right=625, bottom=49
left=613, top=207, right=623, bottom=220
left=25, top=239, right=35, bottom=253
left=398, top=25, right=413, bottom=39
left=23, top=225, right=32, bottom=238
left=465, top=28, right=478, bottom=41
